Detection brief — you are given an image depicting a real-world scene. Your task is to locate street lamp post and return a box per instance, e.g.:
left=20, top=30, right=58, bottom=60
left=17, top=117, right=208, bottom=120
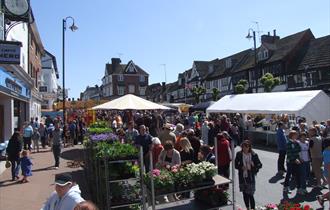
left=62, top=16, right=78, bottom=131
left=246, top=29, right=258, bottom=93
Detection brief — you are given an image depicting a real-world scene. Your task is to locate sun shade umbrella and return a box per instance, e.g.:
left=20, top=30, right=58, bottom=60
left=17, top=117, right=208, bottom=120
left=92, top=94, right=171, bottom=110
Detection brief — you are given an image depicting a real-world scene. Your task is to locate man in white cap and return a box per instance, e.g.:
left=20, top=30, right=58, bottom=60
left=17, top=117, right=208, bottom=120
left=41, top=173, right=84, bottom=210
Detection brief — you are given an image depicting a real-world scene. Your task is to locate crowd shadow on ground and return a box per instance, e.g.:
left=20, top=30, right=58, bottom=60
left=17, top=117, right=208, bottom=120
left=61, top=148, right=84, bottom=161
left=269, top=173, right=285, bottom=183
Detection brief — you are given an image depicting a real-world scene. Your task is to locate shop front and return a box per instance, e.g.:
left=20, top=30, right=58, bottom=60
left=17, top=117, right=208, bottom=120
left=0, top=66, right=31, bottom=142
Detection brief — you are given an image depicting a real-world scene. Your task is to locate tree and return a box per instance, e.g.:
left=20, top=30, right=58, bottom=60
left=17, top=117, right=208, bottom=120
left=191, top=86, right=206, bottom=104
left=260, top=73, right=280, bottom=92
left=234, top=79, right=248, bottom=94
left=211, top=88, right=220, bottom=101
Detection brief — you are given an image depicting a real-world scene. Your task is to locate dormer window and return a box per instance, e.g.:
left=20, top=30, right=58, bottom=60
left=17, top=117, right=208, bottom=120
left=225, top=58, right=232, bottom=69
left=258, top=50, right=269, bottom=61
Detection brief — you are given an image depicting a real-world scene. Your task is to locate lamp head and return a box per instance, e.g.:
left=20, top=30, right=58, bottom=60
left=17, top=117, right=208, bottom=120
left=246, top=31, right=253, bottom=40
left=69, top=23, right=78, bottom=32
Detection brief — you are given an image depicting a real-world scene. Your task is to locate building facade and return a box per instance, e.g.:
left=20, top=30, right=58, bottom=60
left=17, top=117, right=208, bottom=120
left=40, top=50, right=59, bottom=110
left=147, top=29, right=330, bottom=105
left=81, top=85, right=102, bottom=101
left=102, top=58, right=149, bottom=100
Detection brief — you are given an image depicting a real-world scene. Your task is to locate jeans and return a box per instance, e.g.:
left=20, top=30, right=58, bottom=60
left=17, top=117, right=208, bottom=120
left=299, top=161, right=309, bottom=189
left=23, top=137, right=32, bottom=151
left=10, top=160, right=20, bottom=179
left=284, top=162, right=301, bottom=188
left=277, top=150, right=286, bottom=172
left=52, top=145, right=61, bottom=167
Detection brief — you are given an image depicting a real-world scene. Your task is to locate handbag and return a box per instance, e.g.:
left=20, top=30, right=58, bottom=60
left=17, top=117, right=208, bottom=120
left=5, top=159, right=11, bottom=168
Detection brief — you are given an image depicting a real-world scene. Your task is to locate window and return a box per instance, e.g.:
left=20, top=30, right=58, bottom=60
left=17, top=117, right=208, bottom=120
left=118, top=86, right=124, bottom=95
left=221, top=78, right=228, bottom=87
left=39, top=86, right=47, bottom=92
left=118, top=75, right=124, bottom=81
left=139, top=75, right=145, bottom=82
left=140, top=87, right=146, bottom=95
left=128, top=84, right=135, bottom=93
left=258, top=50, right=269, bottom=61
left=205, top=81, right=211, bottom=89
left=213, top=80, right=218, bottom=88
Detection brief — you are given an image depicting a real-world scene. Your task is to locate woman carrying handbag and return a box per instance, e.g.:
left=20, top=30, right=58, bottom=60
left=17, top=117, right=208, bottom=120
left=235, top=140, right=262, bottom=210
left=6, top=130, right=22, bottom=181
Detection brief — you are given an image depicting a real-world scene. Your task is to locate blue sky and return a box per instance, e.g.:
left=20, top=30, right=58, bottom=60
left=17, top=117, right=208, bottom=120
left=31, top=0, right=330, bottom=98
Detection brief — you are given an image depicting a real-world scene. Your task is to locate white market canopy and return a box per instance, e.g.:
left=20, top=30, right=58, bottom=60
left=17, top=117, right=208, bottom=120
left=206, top=90, right=330, bottom=123
left=92, top=94, right=171, bottom=110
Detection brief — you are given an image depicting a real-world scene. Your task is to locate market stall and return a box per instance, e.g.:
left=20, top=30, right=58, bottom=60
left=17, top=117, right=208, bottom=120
left=206, top=90, right=330, bottom=125
left=92, top=94, right=171, bottom=110
left=206, top=90, right=330, bottom=145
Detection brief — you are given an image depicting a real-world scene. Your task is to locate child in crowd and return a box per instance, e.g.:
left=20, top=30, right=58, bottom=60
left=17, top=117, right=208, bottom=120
left=20, top=150, right=33, bottom=183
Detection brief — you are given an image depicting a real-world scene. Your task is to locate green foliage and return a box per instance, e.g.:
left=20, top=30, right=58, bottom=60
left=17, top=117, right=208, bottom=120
left=234, top=79, right=248, bottom=94
left=260, top=73, right=280, bottom=92
left=192, top=86, right=206, bottom=103
left=235, top=84, right=245, bottom=94
left=88, top=121, right=112, bottom=134
left=88, top=127, right=112, bottom=134
left=109, top=162, right=140, bottom=180
left=95, top=141, right=139, bottom=160
left=211, top=88, right=220, bottom=101
left=89, top=121, right=109, bottom=128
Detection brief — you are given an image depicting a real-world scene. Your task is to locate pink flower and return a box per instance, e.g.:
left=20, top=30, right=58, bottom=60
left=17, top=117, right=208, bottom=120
left=152, top=169, right=161, bottom=176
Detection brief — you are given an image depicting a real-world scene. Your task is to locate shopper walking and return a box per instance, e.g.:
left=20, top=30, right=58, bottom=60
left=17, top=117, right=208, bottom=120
left=52, top=123, right=63, bottom=169
left=23, top=122, right=33, bottom=151
left=235, top=140, right=262, bottom=210
left=6, top=130, right=22, bottom=181
left=32, top=128, right=40, bottom=153
left=276, top=122, right=287, bottom=175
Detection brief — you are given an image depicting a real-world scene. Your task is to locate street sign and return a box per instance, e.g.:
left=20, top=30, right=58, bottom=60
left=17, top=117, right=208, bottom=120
left=0, top=40, right=22, bottom=64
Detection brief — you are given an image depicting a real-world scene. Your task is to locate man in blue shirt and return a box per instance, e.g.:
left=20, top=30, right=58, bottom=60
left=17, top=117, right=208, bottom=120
left=23, top=123, right=33, bottom=151
left=276, top=122, right=287, bottom=175
left=134, top=125, right=152, bottom=172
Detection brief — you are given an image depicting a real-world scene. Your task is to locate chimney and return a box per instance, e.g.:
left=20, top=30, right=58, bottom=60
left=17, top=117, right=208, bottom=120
left=111, top=58, right=121, bottom=72
left=261, top=29, right=280, bottom=44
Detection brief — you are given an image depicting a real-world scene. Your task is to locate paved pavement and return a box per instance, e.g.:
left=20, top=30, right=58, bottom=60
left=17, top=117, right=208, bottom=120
left=0, top=144, right=328, bottom=210
left=0, top=145, right=89, bottom=210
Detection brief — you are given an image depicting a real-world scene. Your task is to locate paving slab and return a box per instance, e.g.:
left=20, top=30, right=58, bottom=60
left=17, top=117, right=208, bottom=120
left=0, top=145, right=89, bottom=210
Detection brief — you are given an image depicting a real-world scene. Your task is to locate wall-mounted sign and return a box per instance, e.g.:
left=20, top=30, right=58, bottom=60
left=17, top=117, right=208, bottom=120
left=0, top=67, right=30, bottom=101
left=0, top=40, right=22, bottom=64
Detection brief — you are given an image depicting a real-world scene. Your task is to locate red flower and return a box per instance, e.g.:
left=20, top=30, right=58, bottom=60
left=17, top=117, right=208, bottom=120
left=303, top=205, right=310, bottom=210
left=294, top=204, right=301, bottom=207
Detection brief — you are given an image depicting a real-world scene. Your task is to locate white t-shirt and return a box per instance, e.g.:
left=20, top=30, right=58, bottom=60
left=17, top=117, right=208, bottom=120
left=298, top=140, right=310, bottom=162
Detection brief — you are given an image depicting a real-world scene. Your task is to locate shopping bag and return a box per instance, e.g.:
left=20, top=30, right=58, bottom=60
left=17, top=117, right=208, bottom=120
left=5, top=159, right=11, bottom=168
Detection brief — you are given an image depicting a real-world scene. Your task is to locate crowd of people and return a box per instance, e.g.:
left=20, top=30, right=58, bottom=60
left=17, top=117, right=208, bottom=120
left=5, top=108, right=330, bottom=209
left=276, top=118, right=330, bottom=206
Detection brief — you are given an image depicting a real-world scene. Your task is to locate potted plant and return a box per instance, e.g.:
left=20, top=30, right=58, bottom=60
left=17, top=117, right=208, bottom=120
left=145, top=169, right=175, bottom=195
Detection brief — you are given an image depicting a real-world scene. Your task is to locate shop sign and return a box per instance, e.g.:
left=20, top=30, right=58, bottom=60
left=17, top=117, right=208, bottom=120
left=0, top=40, right=22, bottom=64
left=0, top=67, right=30, bottom=100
